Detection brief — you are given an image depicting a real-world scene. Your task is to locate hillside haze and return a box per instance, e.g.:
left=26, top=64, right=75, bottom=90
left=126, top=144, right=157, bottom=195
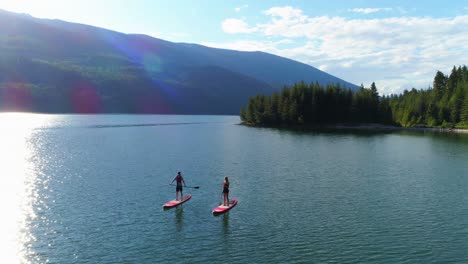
left=0, top=9, right=358, bottom=114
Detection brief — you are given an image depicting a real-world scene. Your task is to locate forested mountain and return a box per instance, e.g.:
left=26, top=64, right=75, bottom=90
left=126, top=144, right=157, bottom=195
left=241, top=66, right=468, bottom=128
left=0, top=9, right=357, bottom=114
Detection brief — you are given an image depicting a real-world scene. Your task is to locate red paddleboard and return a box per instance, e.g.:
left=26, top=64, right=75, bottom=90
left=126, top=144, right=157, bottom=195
left=163, top=194, right=192, bottom=209
left=212, top=199, right=238, bottom=215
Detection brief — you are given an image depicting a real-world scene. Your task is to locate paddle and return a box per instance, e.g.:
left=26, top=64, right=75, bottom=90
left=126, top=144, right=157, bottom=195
left=169, top=184, right=200, bottom=189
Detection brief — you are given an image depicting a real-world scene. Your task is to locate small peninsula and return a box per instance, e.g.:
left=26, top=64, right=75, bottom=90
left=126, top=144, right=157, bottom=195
left=241, top=66, right=468, bottom=130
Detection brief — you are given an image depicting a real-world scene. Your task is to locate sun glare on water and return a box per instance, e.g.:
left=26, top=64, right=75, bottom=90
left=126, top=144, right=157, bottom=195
left=0, top=113, right=59, bottom=263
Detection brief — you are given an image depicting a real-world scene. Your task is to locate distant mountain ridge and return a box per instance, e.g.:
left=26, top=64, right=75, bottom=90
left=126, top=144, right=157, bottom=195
left=0, top=9, right=358, bottom=114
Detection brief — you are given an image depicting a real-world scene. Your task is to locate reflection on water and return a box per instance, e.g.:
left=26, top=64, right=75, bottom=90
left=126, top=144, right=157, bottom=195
left=0, top=113, right=59, bottom=263
left=175, top=207, right=184, bottom=232
left=222, top=213, right=229, bottom=235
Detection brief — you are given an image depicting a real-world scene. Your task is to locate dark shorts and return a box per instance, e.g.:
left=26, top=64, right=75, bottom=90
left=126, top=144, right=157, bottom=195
left=223, top=187, right=229, bottom=194
left=176, top=185, right=183, bottom=192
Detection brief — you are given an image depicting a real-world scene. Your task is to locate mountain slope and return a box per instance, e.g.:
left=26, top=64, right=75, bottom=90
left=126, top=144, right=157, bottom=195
left=0, top=9, right=358, bottom=114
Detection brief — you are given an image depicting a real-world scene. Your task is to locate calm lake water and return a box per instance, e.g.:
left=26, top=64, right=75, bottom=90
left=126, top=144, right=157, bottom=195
left=1, top=113, right=468, bottom=263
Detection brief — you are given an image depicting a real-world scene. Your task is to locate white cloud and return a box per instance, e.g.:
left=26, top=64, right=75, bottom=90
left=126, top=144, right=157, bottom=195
left=349, top=8, right=393, bottom=14
left=166, top=32, right=190, bottom=39
left=396, top=7, right=408, bottom=14
left=202, top=40, right=286, bottom=54
left=235, top=4, right=248, bottom=12
left=221, top=18, right=256, bottom=34
left=318, top=65, right=328, bottom=71
left=144, top=31, right=190, bottom=42
left=216, top=6, right=468, bottom=94
left=263, top=6, right=306, bottom=20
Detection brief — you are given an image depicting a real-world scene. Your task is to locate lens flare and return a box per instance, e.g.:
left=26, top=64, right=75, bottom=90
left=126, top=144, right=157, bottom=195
left=101, top=31, right=177, bottom=112
left=1, top=82, right=33, bottom=111
left=70, top=82, right=102, bottom=113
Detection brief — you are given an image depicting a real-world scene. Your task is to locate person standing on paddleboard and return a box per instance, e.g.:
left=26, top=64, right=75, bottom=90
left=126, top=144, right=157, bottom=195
left=222, top=176, right=229, bottom=206
left=171, top=171, right=186, bottom=201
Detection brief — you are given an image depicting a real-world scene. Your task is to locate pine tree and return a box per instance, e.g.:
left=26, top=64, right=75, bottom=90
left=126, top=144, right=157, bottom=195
left=245, top=99, right=255, bottom=124
left=288, top=101, right=299, bottom=124
left=433, top=71, right=447, bottom=98
left=447, top=66, right=459, bottom=94
left=370, top=82, right=378, bottom=98
left=240, top=108, right=246, bottom=122
left=270, top=92, right=280, bottom=124
left=461, top=92, right=468, bottom=122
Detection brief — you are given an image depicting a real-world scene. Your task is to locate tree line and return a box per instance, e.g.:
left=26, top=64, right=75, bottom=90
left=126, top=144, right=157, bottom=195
left=388, top=66, right=468, bottom=127
left=240, top=66, right=468, bottom=128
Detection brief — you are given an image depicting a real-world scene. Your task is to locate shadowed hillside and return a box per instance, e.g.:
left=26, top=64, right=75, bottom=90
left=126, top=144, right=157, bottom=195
left=0, top=9, right=358, bottom=114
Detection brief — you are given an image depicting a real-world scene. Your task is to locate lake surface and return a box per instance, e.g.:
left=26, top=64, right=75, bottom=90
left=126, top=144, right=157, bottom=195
left=1, top=113, right=468, bottom=263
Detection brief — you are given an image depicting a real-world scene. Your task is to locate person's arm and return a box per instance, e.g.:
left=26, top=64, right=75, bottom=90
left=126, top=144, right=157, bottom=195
left=170, top=176, right=176, bottom=184
left=182, top=177, right=186, bottom=186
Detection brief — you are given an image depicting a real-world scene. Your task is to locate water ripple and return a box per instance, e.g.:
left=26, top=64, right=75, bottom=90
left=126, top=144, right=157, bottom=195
left=7, top=115, right=468, bottom=263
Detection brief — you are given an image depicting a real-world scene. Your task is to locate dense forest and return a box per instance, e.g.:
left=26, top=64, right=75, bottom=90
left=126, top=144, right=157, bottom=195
left=240, top=66, right=468, bottom=129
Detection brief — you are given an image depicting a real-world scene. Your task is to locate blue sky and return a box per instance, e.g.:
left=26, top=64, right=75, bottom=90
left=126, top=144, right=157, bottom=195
left=1, top=0, right=467, bottom=94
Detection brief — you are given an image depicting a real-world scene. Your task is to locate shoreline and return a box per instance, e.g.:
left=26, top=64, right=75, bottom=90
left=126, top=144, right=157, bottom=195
left=241, top=122, right=468, bottom=134
left=333, top=124, right=468, bottom=134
